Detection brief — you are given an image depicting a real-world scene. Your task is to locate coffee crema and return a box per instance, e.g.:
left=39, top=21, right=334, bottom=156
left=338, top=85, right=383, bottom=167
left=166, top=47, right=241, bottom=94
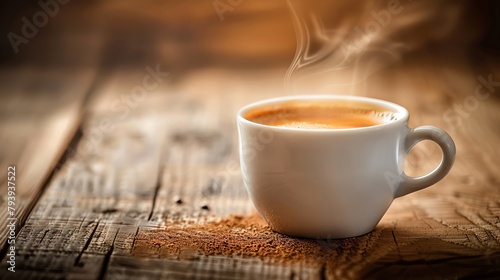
left=244, top=100, right=397, bottom=129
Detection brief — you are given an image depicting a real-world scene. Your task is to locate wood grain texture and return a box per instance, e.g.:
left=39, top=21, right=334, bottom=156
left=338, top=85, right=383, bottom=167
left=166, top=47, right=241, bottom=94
left=1, top=0, right=499, bottom=278
left=1, top=52, right=499, bottom=279
left=0, top=67, right=94, bottom=253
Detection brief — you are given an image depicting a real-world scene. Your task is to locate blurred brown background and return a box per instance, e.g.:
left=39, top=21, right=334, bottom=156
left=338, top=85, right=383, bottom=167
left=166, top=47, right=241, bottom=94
left=0, top=0, right=296, bottom=74
left=0, top=0, right=499, bottom=75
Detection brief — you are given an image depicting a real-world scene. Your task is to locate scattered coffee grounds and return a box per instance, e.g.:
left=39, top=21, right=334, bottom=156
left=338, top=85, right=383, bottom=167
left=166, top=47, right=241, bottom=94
left=173, top=196, right=183, bottom=204
left=200, top=204, right=210, bottom=210
left=134, top=213, right=349, bottom=265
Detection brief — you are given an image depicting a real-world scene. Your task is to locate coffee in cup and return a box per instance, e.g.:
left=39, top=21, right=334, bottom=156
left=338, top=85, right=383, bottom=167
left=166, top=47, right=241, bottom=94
left=243, top=100, right=398, bottom=129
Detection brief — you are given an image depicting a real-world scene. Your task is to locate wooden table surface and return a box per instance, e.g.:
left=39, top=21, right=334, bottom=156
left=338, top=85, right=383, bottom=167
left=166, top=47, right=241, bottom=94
left=1, top=1, right=500, bottom=279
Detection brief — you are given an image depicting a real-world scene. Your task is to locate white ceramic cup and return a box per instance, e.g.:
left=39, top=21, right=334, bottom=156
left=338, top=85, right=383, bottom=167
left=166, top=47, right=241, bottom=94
left=237, top=95, right=456, bottom=238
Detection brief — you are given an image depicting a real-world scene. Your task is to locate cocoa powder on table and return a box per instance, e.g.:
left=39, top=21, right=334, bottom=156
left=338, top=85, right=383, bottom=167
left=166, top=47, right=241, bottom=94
left=134, top=213, right=350, bottom=264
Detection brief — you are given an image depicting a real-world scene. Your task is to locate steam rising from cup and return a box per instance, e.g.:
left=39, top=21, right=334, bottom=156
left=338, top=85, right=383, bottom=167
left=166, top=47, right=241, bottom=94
left=284, top=0, right=478, bottom=95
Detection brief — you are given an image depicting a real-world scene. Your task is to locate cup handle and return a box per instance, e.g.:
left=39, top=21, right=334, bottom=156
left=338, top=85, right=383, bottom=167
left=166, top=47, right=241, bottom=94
left=395, top=126, right=456, bottom=198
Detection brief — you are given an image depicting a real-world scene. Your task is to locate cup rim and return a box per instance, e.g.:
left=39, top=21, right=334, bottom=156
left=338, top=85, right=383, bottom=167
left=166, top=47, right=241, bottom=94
left=237, top=95, right=409, bottom=132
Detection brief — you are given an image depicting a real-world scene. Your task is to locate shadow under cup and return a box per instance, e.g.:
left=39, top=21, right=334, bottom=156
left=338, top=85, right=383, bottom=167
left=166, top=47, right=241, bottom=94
left=237, top=95, right=455, bottom=238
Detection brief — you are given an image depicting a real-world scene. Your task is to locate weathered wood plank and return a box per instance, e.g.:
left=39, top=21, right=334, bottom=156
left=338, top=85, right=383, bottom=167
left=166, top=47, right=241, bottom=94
left=106, top=255, right=320, bottom=280
left=2, top=56, right=500, bottom=279
left=0, top=69, right=171, bottom=278
left=129, top=60, right=500, bottom=279
left=0, top=67, right=94, bottom=254
left=1, top=0, right=498, bottom=278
